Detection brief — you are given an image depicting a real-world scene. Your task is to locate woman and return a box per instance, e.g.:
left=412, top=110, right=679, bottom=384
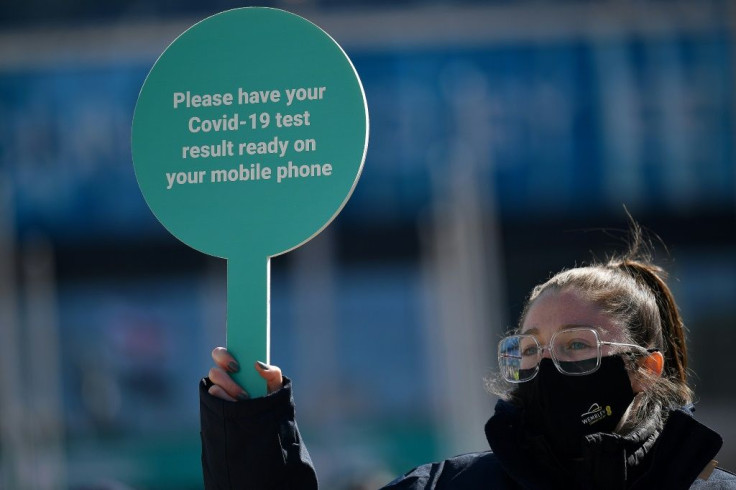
left=199, top=229, right=736, bottom=489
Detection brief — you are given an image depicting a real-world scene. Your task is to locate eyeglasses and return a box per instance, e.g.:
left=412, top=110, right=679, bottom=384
left=498, top=327, right=650, bottom=383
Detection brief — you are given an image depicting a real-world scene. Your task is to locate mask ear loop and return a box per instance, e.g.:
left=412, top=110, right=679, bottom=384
left=620, top=348, right=663, bottom=376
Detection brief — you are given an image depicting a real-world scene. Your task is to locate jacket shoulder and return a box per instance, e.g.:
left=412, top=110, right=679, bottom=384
left=382, top=451, right=515, bottom=489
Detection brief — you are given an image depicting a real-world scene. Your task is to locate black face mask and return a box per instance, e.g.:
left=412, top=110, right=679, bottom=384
left=515, top=355, right=635, bottom=459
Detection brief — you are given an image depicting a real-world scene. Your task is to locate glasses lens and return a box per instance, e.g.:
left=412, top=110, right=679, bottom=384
left=498, top=335, right=539, bottom=383
left=552, top=328, right=600, bottom=374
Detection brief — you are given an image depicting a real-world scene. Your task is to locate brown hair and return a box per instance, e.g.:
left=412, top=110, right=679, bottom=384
left=500, top=221, right=692, bottom=429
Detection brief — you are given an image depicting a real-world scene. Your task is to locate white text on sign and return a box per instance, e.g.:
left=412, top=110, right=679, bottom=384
left=172, top=87, right=326, bottom=109
left=167, top=85, right=332, bottom=190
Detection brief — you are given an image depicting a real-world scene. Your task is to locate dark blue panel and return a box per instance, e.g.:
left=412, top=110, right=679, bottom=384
left=0, top=32, right=732, bottom=238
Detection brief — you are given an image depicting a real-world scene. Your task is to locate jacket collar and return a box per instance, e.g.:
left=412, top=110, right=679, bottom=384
left=485, top=399, right=722, bottom=490
left=627, top=408, right=722, bottom=489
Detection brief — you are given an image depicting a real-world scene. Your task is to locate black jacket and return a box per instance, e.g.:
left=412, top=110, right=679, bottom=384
left=199, top=378, right=736, bottom=489
left=200, top=377, right=317, bottom=489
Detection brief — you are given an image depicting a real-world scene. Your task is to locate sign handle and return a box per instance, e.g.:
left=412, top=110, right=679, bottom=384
left=226, top=254, right=270, bottom=398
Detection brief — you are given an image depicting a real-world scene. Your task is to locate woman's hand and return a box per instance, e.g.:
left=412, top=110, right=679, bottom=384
left=207, top=347, right=284, bottom=401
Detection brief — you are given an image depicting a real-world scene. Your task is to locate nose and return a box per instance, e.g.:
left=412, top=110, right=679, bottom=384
left=539, top=345, right=553, bottom=360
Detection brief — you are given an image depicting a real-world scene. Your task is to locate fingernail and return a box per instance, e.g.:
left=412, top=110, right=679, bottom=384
left=237, top=391, right=250, bottom=401
left=256, top=361, right=270, bottom=371
left=228, top=360, right=240, bottom=373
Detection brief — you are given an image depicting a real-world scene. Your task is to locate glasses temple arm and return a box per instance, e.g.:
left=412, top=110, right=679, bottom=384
left=601, top=341, right=659, bottom=354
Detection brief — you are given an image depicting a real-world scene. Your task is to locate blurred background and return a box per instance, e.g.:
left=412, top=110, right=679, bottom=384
left=1, top=0, right=734, bottom=488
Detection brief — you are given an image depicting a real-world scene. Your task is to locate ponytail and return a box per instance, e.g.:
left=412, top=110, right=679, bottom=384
left=607, top=217, right=692, bottom=405
left=614, top=259, right=691, bottom=401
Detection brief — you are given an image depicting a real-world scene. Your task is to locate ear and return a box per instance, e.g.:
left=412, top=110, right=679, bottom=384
left=641, top=351, right=664, bottom=376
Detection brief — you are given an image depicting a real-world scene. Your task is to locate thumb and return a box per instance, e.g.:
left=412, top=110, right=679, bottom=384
left=255, top=361, right=283, bottom=394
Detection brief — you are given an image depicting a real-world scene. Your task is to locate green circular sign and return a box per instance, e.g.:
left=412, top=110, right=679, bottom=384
left=131, top=7, right=368, bottom=396
left=132, top=7, right=368, bottom=260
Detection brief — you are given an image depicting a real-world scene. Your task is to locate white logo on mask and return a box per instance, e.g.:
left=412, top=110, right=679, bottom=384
left=581, top=403, right=613, bottom=426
